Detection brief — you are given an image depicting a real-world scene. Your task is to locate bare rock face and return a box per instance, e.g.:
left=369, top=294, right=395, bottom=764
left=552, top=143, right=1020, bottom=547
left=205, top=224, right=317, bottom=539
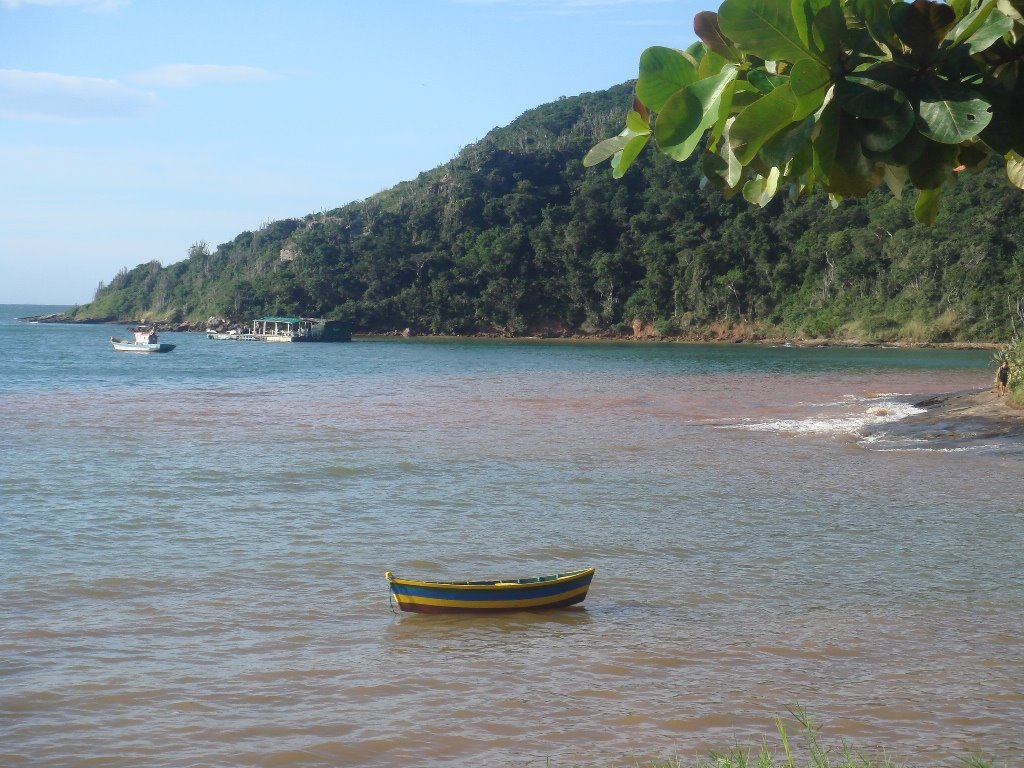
left=18, top=312, right=112, bottom=324
left=19, top=312, right=72, bottom=323
left=861, top=388, right=1024, bottom=450
left=205, top=316, right=233, bottom=332
left=913, top=391, right=1024, bottom=434
left=632, top=319, right=657, bottom=339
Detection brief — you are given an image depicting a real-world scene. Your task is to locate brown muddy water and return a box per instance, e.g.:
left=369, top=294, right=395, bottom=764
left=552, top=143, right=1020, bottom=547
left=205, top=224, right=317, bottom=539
left=2, top=317, right=1021, bottom=766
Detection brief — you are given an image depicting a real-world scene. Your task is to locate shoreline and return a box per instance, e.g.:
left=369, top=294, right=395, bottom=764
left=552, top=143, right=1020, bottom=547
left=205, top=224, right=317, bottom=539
left=862, top=387, right=1024, bottom=446
left=15, top=312, right=1003, bottom=351
left=914, top=386, right=1024, bottom=419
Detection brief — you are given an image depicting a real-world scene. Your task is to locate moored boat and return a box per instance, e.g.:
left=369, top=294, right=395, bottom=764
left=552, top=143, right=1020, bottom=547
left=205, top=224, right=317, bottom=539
left=209, top=316, right=351, bottom=342
left=207, top=329, right=242, bottom=340
left=385, top=566, right=595, bottom=614
left=110, top=325, right=175, bottom=353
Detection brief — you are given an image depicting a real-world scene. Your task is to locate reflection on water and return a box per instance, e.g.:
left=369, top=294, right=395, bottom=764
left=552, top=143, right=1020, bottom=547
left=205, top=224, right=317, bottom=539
left=1, top=322, right=1021, bottom=767
left=384, top=606, right=594, bottom=641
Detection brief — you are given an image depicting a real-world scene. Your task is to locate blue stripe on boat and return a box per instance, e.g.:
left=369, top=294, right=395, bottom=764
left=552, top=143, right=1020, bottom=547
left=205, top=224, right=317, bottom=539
left=390, top=574, right=593, bottom=602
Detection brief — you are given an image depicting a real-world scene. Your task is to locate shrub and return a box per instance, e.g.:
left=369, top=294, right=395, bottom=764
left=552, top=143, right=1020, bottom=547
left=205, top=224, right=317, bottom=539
left=997, top=338, right=1024, bottom=405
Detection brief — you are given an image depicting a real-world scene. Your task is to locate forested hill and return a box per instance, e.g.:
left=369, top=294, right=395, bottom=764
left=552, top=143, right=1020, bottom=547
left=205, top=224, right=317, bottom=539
left=75, top=81, right=1024, bottom=343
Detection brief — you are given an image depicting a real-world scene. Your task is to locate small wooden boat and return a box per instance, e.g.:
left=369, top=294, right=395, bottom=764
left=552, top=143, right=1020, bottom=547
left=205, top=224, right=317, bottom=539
left=110, top=325, right=175, bottom=353
left=385, top=566, right=595, bottom=614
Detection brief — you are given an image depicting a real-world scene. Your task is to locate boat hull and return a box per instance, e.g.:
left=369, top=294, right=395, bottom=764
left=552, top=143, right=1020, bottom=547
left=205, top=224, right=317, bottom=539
left=386, top=567, right=595, bottom=614
left=111, top=341, right=175, bottom=353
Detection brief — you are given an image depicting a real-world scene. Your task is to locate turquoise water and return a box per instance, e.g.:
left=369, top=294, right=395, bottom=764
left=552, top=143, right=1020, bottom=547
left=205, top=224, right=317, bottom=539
left=1, top=305, right=1021, bottom=767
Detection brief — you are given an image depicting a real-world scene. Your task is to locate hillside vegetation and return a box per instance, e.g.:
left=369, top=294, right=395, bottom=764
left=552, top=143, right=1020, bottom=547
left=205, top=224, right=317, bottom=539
left=74, top=82, right=1024, bottom=343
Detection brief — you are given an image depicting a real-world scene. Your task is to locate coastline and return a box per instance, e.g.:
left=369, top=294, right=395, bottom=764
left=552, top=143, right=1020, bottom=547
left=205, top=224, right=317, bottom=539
left=21, top=309, right=1023, bottom=443
left=862, top=387, right=1024, bottom=447
left=916, top=386, right=1024, bottom=420
left=14, top=312, right=1003, bottom=351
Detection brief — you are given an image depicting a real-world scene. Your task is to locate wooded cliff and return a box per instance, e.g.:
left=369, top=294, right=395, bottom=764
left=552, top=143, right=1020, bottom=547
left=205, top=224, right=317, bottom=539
left=74, top=81, right=1024, bottom=343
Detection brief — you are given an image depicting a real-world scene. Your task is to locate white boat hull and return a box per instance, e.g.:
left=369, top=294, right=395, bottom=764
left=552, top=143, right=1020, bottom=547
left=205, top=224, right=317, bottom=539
left=111, top=340, right=175, bottom=353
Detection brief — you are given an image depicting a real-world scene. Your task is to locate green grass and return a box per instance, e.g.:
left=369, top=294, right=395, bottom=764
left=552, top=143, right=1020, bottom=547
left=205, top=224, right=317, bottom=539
left=622, top=708, right=1008, bottom=768
left=995, top=338, right=1024, bottom=406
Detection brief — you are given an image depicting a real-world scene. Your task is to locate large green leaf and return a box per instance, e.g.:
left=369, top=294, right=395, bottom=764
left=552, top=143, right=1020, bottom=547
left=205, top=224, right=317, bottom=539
left=719, top=0, right=823, bottom=63
left=626, top=107, right=650, bottom=133
left=702, top=149, right=747, bottom=198
left=788, top=135, right=816, bottom=179
left=1006, top=150, right=1024, bottom=189
left=949, top=0, right=972, bottom=20
left=655, top=67, right=739, bottom=161
left=583, top=109, right=651, bottom=168
left=704, top=117, right=746, bottom=191
left=864, top=123, right=925, bottom=164
left=957, top=142, right=991, bottom=172
left=789, top=58, right=830, bottom=118
left=694, top=12, right=741, bottom=61
left=836, top=74, right=906, bottom=118
left=583, top=135, right=631, bottom=167
left=908, top=138, right=958, bottom=188
left=996, top=0, right=1023, bottom=24
left=743, top=166, right=782, bottom=205
left=697, top=48, right=731, bottom=78
left=813, top=96, right=841, bottom=180
left=916, top=76, right=992, bottom=143
left=611, top=134, right=651, bottom=178
left=686, top=41, right=707, bottom=62
left=860, top=101, right=916, bottom=151
left=729, top=85, right=800, bottom=163
left=723, top=80, right=764, bottom=112
left=962, top=10, right=1013, bottom=54
left=710, top=80, right=759, bottom=145
left=979, top=95, right=1024, bottom=154
left=890, top=0, right=956, bottom=61
left=636, top=47, right=699, bottom=112
left=883, top=163, right=909, bottom=197
left=914, top=186, right=943, bottom=225
left=747, top=69, right=790, bottom=93
left=760, top=114, right=816, bottom=167
left=811, top=0, right=845, bottom=62
left=828, top=112, right=885, bottom=195
left=848, top=0, right=900, bottom=53
left=944, top=0, right=997, bottom=48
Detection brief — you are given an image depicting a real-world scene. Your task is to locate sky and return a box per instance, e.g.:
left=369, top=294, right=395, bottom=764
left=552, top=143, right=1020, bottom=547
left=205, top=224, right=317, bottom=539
left=1, top=0, right=704, bottom=305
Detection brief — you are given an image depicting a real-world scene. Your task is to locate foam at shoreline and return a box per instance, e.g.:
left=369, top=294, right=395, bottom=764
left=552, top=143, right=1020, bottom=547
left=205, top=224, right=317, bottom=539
left=725, top=394, right=926, bottom=438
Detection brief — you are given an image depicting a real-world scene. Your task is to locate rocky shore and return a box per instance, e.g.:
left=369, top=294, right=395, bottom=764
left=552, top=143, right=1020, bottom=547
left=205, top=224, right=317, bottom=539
left=14, top=312, right=1003, bottom=350
left=17, top=313, right=235, bottom=333
left=17, top=311, right=1021, bottom=449
left=862, top=388, right=1024, bottom=449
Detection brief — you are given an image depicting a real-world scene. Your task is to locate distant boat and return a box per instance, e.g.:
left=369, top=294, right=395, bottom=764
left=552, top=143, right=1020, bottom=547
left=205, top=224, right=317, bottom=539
left=385, top=567, right=595, bottom=614
left=208, top=316, right=351, bottom=342
left=207, top=329, right=241, bottom=340
left=110, top=325, right=175, bottom=353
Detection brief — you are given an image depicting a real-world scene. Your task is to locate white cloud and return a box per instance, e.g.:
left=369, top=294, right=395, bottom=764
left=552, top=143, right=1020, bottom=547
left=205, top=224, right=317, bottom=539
left=0, top=0, right=128, bottom=10
left=0, top=69, right=156, bottom=121
left=452, top=0, right=670, bottom=6
left=130, top=64, right=279, bottom=88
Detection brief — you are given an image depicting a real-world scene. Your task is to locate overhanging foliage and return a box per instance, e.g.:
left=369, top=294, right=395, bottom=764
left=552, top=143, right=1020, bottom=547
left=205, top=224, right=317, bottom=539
left=585, top=0, right=1024, bottom=224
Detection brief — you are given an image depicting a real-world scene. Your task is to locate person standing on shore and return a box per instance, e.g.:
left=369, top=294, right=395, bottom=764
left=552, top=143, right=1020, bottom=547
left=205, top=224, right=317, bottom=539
left=995, top=359, right=1010, bottom=395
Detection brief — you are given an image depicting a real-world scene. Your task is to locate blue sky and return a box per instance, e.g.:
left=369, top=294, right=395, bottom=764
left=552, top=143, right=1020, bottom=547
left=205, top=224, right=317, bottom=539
left=1, top=0, right=703, bottom=304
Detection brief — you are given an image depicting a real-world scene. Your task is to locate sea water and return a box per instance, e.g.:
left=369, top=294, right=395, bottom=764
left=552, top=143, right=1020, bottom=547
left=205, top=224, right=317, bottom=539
left=1, top=305, right=1021, bottom=767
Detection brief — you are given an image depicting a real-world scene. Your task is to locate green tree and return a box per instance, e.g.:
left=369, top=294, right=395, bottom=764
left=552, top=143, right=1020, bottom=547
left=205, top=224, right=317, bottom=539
left=586, top=0, right=1024, bottom=224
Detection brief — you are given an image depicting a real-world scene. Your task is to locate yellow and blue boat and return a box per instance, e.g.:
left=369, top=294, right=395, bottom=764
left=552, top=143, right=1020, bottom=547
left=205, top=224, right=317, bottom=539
left=385, top=567, right=595, bottom=614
